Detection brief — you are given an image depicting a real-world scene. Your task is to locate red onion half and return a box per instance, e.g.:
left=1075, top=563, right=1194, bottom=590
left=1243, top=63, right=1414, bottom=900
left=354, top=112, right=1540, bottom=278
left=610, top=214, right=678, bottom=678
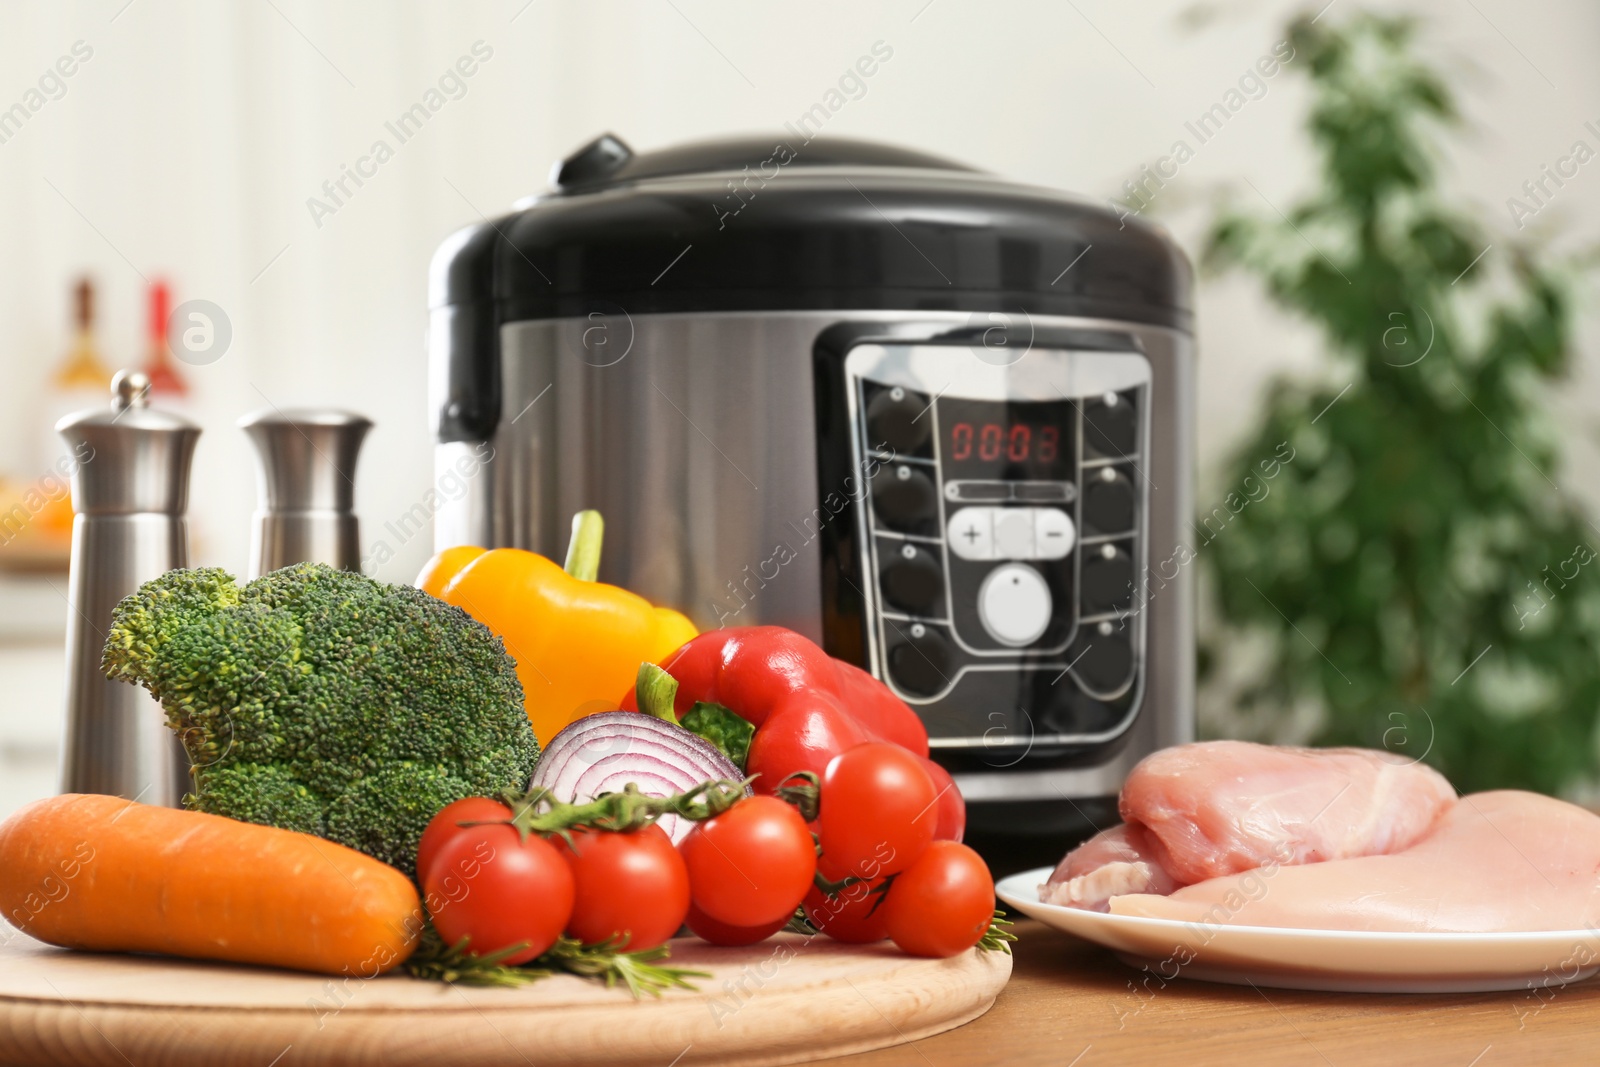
left=528, top=712, right=748, bottom=843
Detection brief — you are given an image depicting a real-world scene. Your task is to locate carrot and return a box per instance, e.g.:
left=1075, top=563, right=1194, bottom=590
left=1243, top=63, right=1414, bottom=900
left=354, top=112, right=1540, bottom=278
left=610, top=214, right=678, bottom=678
left=0, top=794, right=422, bottom=976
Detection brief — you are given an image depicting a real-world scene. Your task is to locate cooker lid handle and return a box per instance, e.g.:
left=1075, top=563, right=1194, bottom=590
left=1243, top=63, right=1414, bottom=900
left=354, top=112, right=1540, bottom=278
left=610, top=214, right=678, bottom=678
left=551, top=133, right=635, bottom=189
left=550, top=132, right=976, bottom=192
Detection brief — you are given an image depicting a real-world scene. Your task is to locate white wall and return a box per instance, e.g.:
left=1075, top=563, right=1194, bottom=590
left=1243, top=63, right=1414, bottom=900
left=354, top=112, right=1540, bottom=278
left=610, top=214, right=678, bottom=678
left=0, top=0, right=1596, bottom=811
left=2, top=0, right=1596, bottom=580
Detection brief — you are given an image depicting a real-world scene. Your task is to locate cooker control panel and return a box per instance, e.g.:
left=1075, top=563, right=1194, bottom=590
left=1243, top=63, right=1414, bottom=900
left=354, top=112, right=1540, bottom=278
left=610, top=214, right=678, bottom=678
left=842, top=342, right=1152, bottom=753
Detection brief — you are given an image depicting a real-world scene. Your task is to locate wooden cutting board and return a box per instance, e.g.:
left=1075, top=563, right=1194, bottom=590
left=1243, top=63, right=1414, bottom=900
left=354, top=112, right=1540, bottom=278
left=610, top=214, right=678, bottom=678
left=0, top=930, right=1010, bottom=1067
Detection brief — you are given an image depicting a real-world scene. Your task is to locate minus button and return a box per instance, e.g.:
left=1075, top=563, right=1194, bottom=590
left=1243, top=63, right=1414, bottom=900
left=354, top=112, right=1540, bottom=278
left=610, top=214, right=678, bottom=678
left=1034, top=508, right=1077, bottom=560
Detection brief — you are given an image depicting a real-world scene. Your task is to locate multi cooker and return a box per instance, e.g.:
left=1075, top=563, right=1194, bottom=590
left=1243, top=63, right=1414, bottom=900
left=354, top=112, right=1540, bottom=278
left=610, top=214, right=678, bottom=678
left=428, top=133, right=1194, bottom=853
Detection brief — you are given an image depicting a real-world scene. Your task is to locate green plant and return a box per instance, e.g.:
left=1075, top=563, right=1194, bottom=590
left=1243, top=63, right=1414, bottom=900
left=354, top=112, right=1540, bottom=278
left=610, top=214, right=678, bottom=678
left=102, top=563, right=540, bottom=874
left=1199, top=11, right=1600, bottom=794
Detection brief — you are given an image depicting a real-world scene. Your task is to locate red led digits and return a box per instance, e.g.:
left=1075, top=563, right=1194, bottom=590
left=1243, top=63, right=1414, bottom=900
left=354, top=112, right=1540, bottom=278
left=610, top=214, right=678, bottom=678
left=1007, top=424, right=1030, bottom=461
left=951, top=422, right=972, bottom=461
left=1038, top=426, right=1058, bottom=463
left=979, top=423, right=1002, bottom=461
left=948, top=417, right=1063, bottom=468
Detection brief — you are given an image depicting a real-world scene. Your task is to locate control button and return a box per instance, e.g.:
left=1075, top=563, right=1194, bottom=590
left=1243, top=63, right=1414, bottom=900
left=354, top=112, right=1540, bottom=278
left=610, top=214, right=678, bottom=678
left=1034, top=509, right=1076, bottom=560
left=888, top=625, right=951, bottom=697
left=882, top=543, right=944, bottom=616
left=1041, top=694, right=1120, bottom=737
left=1083, top=391, right=1137, bottom=457
left=951, top=506, right=1079, bottom=561
left=1083, top=467, right=1135, bottom=535
left=993, top=509, right=1035, bottom=560
left=1070, top=627, right=1134, bottom=692
left=1014, top=482, right=1074, bottom=503
left=947, top=507, right=994, bottom=561
left=947, top=481, right=1011, bottom=502
left=865, top=385, right=932, bottom=455
left=872, top=463, right=938, bottom=533
left=1082, top=543, right=1133, bottom=613
left=978, top=563, right=1053, bottom=647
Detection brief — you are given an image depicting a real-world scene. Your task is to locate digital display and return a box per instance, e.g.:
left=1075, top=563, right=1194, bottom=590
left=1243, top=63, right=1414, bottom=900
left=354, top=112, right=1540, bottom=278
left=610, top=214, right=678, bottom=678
left=938, top=398, right=1075, bottom=480
left=949, top=422, right=1059, bottom=464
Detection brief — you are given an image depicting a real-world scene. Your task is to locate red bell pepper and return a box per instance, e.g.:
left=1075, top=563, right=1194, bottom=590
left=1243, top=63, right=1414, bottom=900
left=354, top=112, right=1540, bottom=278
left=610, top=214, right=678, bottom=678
left=623, top=626, right=965, bottom=841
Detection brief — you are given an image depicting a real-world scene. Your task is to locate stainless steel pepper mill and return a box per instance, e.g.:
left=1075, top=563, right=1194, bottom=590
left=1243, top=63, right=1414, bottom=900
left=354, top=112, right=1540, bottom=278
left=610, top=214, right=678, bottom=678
left=239, top=408, right=371, bottom=576
left=57, top=370, right=198, bottom=807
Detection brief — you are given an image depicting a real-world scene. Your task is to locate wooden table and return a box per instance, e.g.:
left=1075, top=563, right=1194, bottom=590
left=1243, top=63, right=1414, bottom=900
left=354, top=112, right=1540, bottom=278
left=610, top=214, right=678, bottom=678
left=815, top=921, right=1600, bottom=1067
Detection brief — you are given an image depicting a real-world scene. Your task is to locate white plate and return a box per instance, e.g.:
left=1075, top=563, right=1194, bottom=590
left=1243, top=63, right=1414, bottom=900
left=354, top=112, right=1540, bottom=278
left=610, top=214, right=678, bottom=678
left=996, top=866, right=1600, bottom=994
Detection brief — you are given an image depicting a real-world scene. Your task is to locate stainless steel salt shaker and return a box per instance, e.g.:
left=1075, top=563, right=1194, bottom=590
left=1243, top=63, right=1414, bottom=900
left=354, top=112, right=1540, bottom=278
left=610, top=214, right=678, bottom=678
left=57, top=370, right=199, bottom=807
left=239, top=408, right=371, bottom=576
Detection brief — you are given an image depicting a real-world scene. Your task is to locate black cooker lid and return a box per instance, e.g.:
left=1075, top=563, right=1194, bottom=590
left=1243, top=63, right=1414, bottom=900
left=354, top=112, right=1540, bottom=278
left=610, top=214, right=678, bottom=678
left=548, top=132, right=977, bottom=190
left=429, top=133, right=1192, bottom=443
left=430, top=132, right=1191, bottom=324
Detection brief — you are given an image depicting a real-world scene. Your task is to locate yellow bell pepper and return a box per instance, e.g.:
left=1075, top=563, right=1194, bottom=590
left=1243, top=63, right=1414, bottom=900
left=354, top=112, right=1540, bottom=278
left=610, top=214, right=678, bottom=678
left=416, top=512, right=698, bottom=746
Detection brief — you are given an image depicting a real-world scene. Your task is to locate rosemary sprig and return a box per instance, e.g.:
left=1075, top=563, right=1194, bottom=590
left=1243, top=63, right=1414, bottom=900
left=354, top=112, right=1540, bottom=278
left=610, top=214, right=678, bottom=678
left=404, top=924, right=709, bottom=998
left=978, top=909, right=1018, bottom=954
left=404, top=925, right=548, bottom=988
left=541, top=935, right=709, bottom=998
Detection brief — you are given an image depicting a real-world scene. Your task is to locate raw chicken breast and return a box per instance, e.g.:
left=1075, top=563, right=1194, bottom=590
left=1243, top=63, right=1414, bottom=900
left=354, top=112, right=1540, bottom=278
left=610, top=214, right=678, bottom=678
left=1111, top=791, right=1600, bottom=932
left=1038, top=824, right=1178, bottom=908
left=1040, top=741, right=1456, bottom=909
left=1124, top=741, right=1457, bottom=883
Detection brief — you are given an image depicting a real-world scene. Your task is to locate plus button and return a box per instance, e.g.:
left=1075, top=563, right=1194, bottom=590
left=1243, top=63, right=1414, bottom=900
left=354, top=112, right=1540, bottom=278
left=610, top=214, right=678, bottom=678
left=945, top=506, right=996, bottom=562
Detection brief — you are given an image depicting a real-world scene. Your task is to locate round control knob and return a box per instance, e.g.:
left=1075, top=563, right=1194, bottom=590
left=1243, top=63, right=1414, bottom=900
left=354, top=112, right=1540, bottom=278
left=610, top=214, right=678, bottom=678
left=977, top=563, right=1052, bottom=647
left=1083, top=467, right=1134, bottom=535
left=888, top=626, right=951, bottom=697
left=1082, top=543, right=1134, bottom=613
left=865, top=386, right=931, bottom=455
left=872, top=463, right=938, bottom=533
left=1083, top=392, right=1137, bottom=457
left=882, top=543, right=944, bottom=616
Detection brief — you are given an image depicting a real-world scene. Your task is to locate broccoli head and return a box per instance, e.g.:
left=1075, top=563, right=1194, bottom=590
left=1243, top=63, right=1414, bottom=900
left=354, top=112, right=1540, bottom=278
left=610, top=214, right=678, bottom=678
left=102, top=563, right=539, bottom=877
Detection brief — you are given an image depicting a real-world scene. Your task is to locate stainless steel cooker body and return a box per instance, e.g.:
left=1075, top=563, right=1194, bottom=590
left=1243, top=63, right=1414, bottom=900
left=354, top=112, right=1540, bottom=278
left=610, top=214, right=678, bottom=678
left=433, top=308, right=1193, bottom=803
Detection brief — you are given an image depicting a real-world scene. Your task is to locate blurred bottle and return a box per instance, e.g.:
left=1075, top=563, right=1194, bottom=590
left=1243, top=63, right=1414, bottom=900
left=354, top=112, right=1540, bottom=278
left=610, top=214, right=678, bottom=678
left=141, top=280, right=189, bottom=398
left=135, top=278, right=204, bottom=562
left=40, top=278, right=115, bottom=474
left=10, top=277, right=113, bottom=568
left=52, top=278, right=113, bottom=392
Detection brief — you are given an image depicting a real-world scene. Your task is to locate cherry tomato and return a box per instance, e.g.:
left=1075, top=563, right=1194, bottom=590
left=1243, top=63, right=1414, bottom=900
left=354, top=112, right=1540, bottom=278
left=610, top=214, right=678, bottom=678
left=424, top=823, right=574, bottom=965
left=556, top=825, right=690, bottom=951
left=416, top=797, right=513, bottom=885
left=803, top=855, right=890, bottom=943
left=746, top=696, right=870, bottom=797
left=678, top=795, right=817, bottom=927
left=818, top=742, right=937, bottom=877
left=883, top=841, right=994, bottom=959
left=685, top=900, right=789, bottom=946
left=917, top=756, right=966, bottom=843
